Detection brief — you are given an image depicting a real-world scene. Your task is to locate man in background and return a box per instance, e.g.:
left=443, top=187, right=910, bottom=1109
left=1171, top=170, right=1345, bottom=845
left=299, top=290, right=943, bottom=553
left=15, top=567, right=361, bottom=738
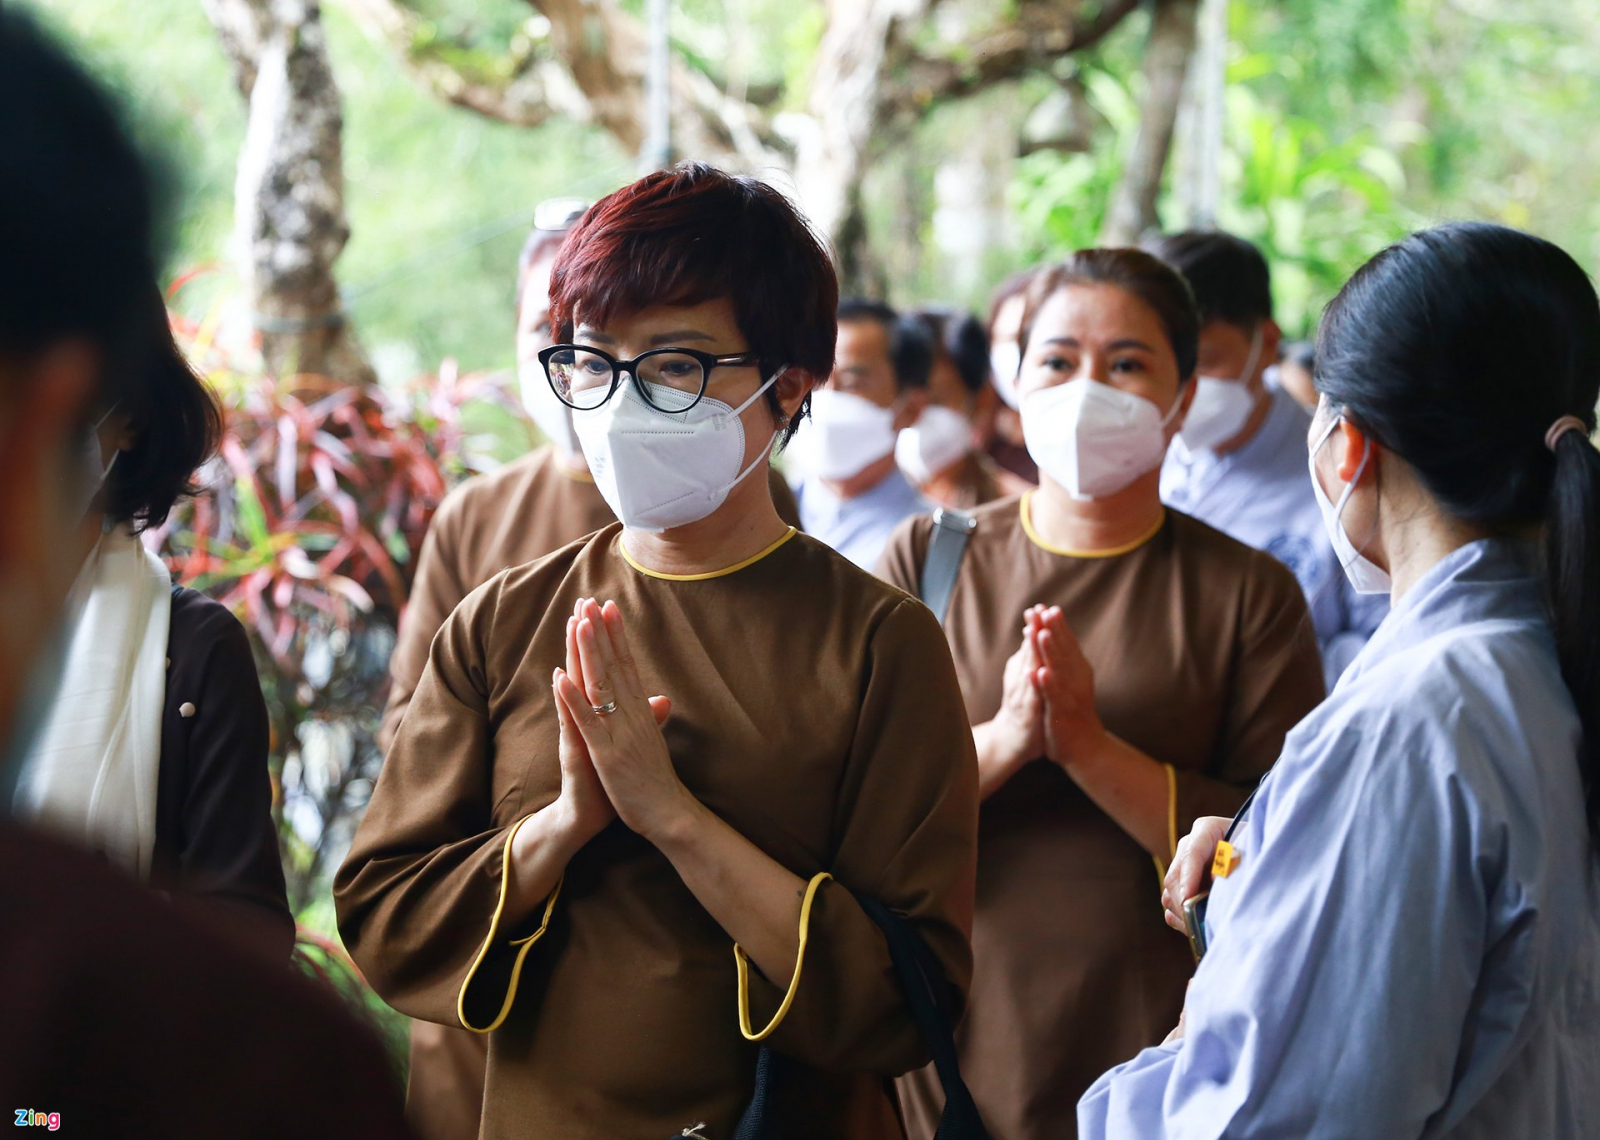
left=899, top=306, right=1032, bottom=509
left=1150, top=230, right=1386, bottom=685
left=789, top=298, right=933, bottom=569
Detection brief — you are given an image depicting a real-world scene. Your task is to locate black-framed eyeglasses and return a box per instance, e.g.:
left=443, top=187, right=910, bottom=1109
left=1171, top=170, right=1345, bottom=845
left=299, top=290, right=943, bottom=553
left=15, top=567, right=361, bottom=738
left=538, top=344, right=760, bottom=414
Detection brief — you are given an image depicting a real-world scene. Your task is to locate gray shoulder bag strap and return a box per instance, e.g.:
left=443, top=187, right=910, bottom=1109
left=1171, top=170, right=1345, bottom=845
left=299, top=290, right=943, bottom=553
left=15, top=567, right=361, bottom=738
left=918, top=507, right=977, bottom=626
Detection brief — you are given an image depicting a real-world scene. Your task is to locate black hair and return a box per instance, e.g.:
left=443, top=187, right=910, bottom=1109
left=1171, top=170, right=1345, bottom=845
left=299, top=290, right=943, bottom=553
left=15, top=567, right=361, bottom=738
left=912, top=307, right=991, bottom=394
left=1317, top=222, right=1600, bottom=843
left=0, top=10, right=166, bottom=416
left=838, top=298, right=933, bottom=391
left=1020, top=249, right=1201, bottom=381
left=103, top=282, right=223, bottom=532
left=1144, top=230, right=1273, bottom=329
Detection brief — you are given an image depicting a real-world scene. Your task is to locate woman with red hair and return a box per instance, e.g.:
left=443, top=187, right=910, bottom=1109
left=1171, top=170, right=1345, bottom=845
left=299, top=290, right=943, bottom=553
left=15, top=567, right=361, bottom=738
left=336, top=164, right=978, bottom=1139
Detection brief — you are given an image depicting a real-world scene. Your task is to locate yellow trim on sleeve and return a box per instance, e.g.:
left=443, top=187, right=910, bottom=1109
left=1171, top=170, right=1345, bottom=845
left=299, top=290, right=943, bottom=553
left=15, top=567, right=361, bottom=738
left=1152, top=763, right=1179, bottom=887
left=620, top=526, right=798, bottom=582
left=1019, top=492, right=1166, bottom=559
left=1166, top=762, right=1179, bottom=861
left=455, top=814, right=562, bottom=1034
left=734, top=871, right=833, bottom=1042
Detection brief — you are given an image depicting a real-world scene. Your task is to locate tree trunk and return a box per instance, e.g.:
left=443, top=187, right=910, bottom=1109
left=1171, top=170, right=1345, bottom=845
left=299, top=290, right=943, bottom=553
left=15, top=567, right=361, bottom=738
left=207, top=0, right=373, bottom=387
left=1101, top=0, right=1201, bottom=245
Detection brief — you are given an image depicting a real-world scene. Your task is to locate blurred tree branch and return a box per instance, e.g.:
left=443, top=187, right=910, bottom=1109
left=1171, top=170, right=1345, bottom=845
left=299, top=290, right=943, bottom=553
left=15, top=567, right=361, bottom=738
left=205, top=0, right=375, bottom=386
left=885, top=0, right=1141, bottom=119
left=339, top=0, right=579, bottom=127
left=1102, top=0, right=1200, bottom=243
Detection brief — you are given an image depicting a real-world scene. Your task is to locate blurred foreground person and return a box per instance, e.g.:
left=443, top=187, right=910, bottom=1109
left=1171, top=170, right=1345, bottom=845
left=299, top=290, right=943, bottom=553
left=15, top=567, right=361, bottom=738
left=1151, top=231, right=1386, bottom=686
left=881, top=250, right=1322, bottom=1139
left=12, top=284, right=292, bottom=961
left=1086, top=224, right=1600, bottom=1139
left=899, top=307, right=1031, bottom=509
left=338, top=164, right=978, bottom=1139
left=0, top=13, right=413, bottom=1136
left=788, top=298, right=933, bottom=568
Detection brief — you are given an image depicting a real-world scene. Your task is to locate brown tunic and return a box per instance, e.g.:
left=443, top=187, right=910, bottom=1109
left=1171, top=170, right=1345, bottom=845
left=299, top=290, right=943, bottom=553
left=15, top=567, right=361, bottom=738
left=381, top=445, right=800, bottom=752
left=382, top=447, right=800, bottom=1140
left=0, top=821, right=414, bottom=1139
left=152, top=586, right=294, bottom=962
left=340, top=526, right=978, bottom=1140
left=876, top=494, right=1324, bottom=1140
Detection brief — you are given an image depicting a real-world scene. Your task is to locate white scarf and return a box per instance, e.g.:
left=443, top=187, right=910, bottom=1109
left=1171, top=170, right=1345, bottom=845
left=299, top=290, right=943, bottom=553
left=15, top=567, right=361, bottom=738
left=12, top=525, right=171, bottom=879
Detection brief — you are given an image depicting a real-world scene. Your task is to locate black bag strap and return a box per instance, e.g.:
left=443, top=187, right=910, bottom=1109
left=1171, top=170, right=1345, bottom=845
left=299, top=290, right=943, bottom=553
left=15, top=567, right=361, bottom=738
left=715, top=894, right=988, bottom=1140
left=918, top=507, right=976, bottom=627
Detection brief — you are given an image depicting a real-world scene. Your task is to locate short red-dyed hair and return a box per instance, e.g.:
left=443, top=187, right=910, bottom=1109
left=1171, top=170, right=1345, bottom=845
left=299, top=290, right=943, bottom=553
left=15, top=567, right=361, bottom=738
left=549, top=163, right=837, bottom=442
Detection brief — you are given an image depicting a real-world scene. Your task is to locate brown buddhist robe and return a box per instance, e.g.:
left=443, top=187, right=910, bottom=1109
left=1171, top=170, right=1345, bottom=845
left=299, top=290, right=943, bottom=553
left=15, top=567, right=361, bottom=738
left=341, top=525, right=978, bottom=1140
left=380, top=445, right=800, bottom=1140
left=877, top=494, right=1325, bottom=1140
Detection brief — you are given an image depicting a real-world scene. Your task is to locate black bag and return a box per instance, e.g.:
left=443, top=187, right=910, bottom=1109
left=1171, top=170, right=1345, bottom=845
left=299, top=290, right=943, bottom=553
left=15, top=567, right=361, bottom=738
left=694, top=890, right=988, bottom=1140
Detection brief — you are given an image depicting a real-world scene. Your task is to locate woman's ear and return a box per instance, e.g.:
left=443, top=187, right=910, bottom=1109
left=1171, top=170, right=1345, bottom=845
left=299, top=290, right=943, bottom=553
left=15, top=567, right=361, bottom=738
left=1335, top=418, right=1374, bottom=485
left=774, top=367, right=814, bottom=422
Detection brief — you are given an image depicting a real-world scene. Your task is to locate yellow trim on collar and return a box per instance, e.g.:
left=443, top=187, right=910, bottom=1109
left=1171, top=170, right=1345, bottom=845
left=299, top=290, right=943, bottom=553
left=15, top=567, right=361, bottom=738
left=1019, top=492, right=1166, bottom=559
left=620, top=526, right=798, bottom=582
left=735, top=871, right=832, bottom=1041
left=550, top=458, right=596, bottom=484
left=456, top=814, right=562, bottom=1034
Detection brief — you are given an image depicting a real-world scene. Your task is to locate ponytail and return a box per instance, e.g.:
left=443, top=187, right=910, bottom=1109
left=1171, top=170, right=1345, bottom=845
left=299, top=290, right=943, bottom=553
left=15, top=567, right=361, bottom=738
left=1544, top=424, right=1600, bottom=843
left=1317, top=223, right=1600, bottom=845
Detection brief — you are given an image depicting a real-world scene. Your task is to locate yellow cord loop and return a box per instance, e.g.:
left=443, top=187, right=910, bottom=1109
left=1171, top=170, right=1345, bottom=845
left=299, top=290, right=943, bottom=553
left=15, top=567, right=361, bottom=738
left=735, top=871, right=833, bottom=1042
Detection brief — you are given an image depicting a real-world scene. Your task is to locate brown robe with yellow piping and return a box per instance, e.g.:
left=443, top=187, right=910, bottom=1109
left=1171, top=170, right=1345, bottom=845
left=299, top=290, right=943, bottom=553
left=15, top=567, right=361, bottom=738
left=379, top=445, right=799, bottom=1140
left=344, top=525, right=978, bottom=1140
left=877, top=494, right=1324, bottom=1140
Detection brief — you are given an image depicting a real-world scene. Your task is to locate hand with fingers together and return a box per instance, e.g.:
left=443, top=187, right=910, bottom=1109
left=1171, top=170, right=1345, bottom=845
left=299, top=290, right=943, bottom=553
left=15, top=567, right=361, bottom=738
left=551, top=596, right=692, bottom=843
left=971, top=606, right=1052, bottom=798
left=1029, top=605, right=1109, bottom=770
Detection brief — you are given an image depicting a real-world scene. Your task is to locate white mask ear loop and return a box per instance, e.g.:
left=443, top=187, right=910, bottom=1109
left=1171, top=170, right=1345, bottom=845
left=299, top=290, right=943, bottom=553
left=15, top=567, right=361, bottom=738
left=717, top=368, right=787, bottom=492
left=1238, top=325, right=1266, bottom=384
left=1159, top=380, right=1190, bottom=429
left=1314, top=414, right=1375, bottom=516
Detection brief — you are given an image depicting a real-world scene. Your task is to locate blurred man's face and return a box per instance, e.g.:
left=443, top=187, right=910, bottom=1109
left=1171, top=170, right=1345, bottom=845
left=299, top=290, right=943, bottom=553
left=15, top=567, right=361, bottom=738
left=0, top=344, right=99, bottom=761
left=827, top=319, right=899, bottom=409
left=515, top=255, right=558, bottom=365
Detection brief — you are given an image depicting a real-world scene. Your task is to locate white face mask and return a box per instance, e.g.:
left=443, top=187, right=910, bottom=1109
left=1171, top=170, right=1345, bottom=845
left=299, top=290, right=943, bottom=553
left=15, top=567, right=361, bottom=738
left=990, top=342, right=1022, bottom=409
left=572, top=372, right=781, bottom=533
left=1177, top=325, right=1265, bottom=455
left=518, top=358, right=581, bottom=456
left=789, top=388, right=898, bottom=482
left=895, top=405, right=971, bottom=485
left=1021, top=379, right=1182, bottom=501
left=1309, top=414, right=1390, bottom=594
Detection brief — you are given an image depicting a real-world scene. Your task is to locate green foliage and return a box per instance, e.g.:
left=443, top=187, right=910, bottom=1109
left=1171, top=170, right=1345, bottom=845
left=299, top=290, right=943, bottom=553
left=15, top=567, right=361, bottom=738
left=295, top=927, right=412, bottom=1076
left=154, top=285, right=525, bottom=911
left=36, top=0, right=632, bottom=376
